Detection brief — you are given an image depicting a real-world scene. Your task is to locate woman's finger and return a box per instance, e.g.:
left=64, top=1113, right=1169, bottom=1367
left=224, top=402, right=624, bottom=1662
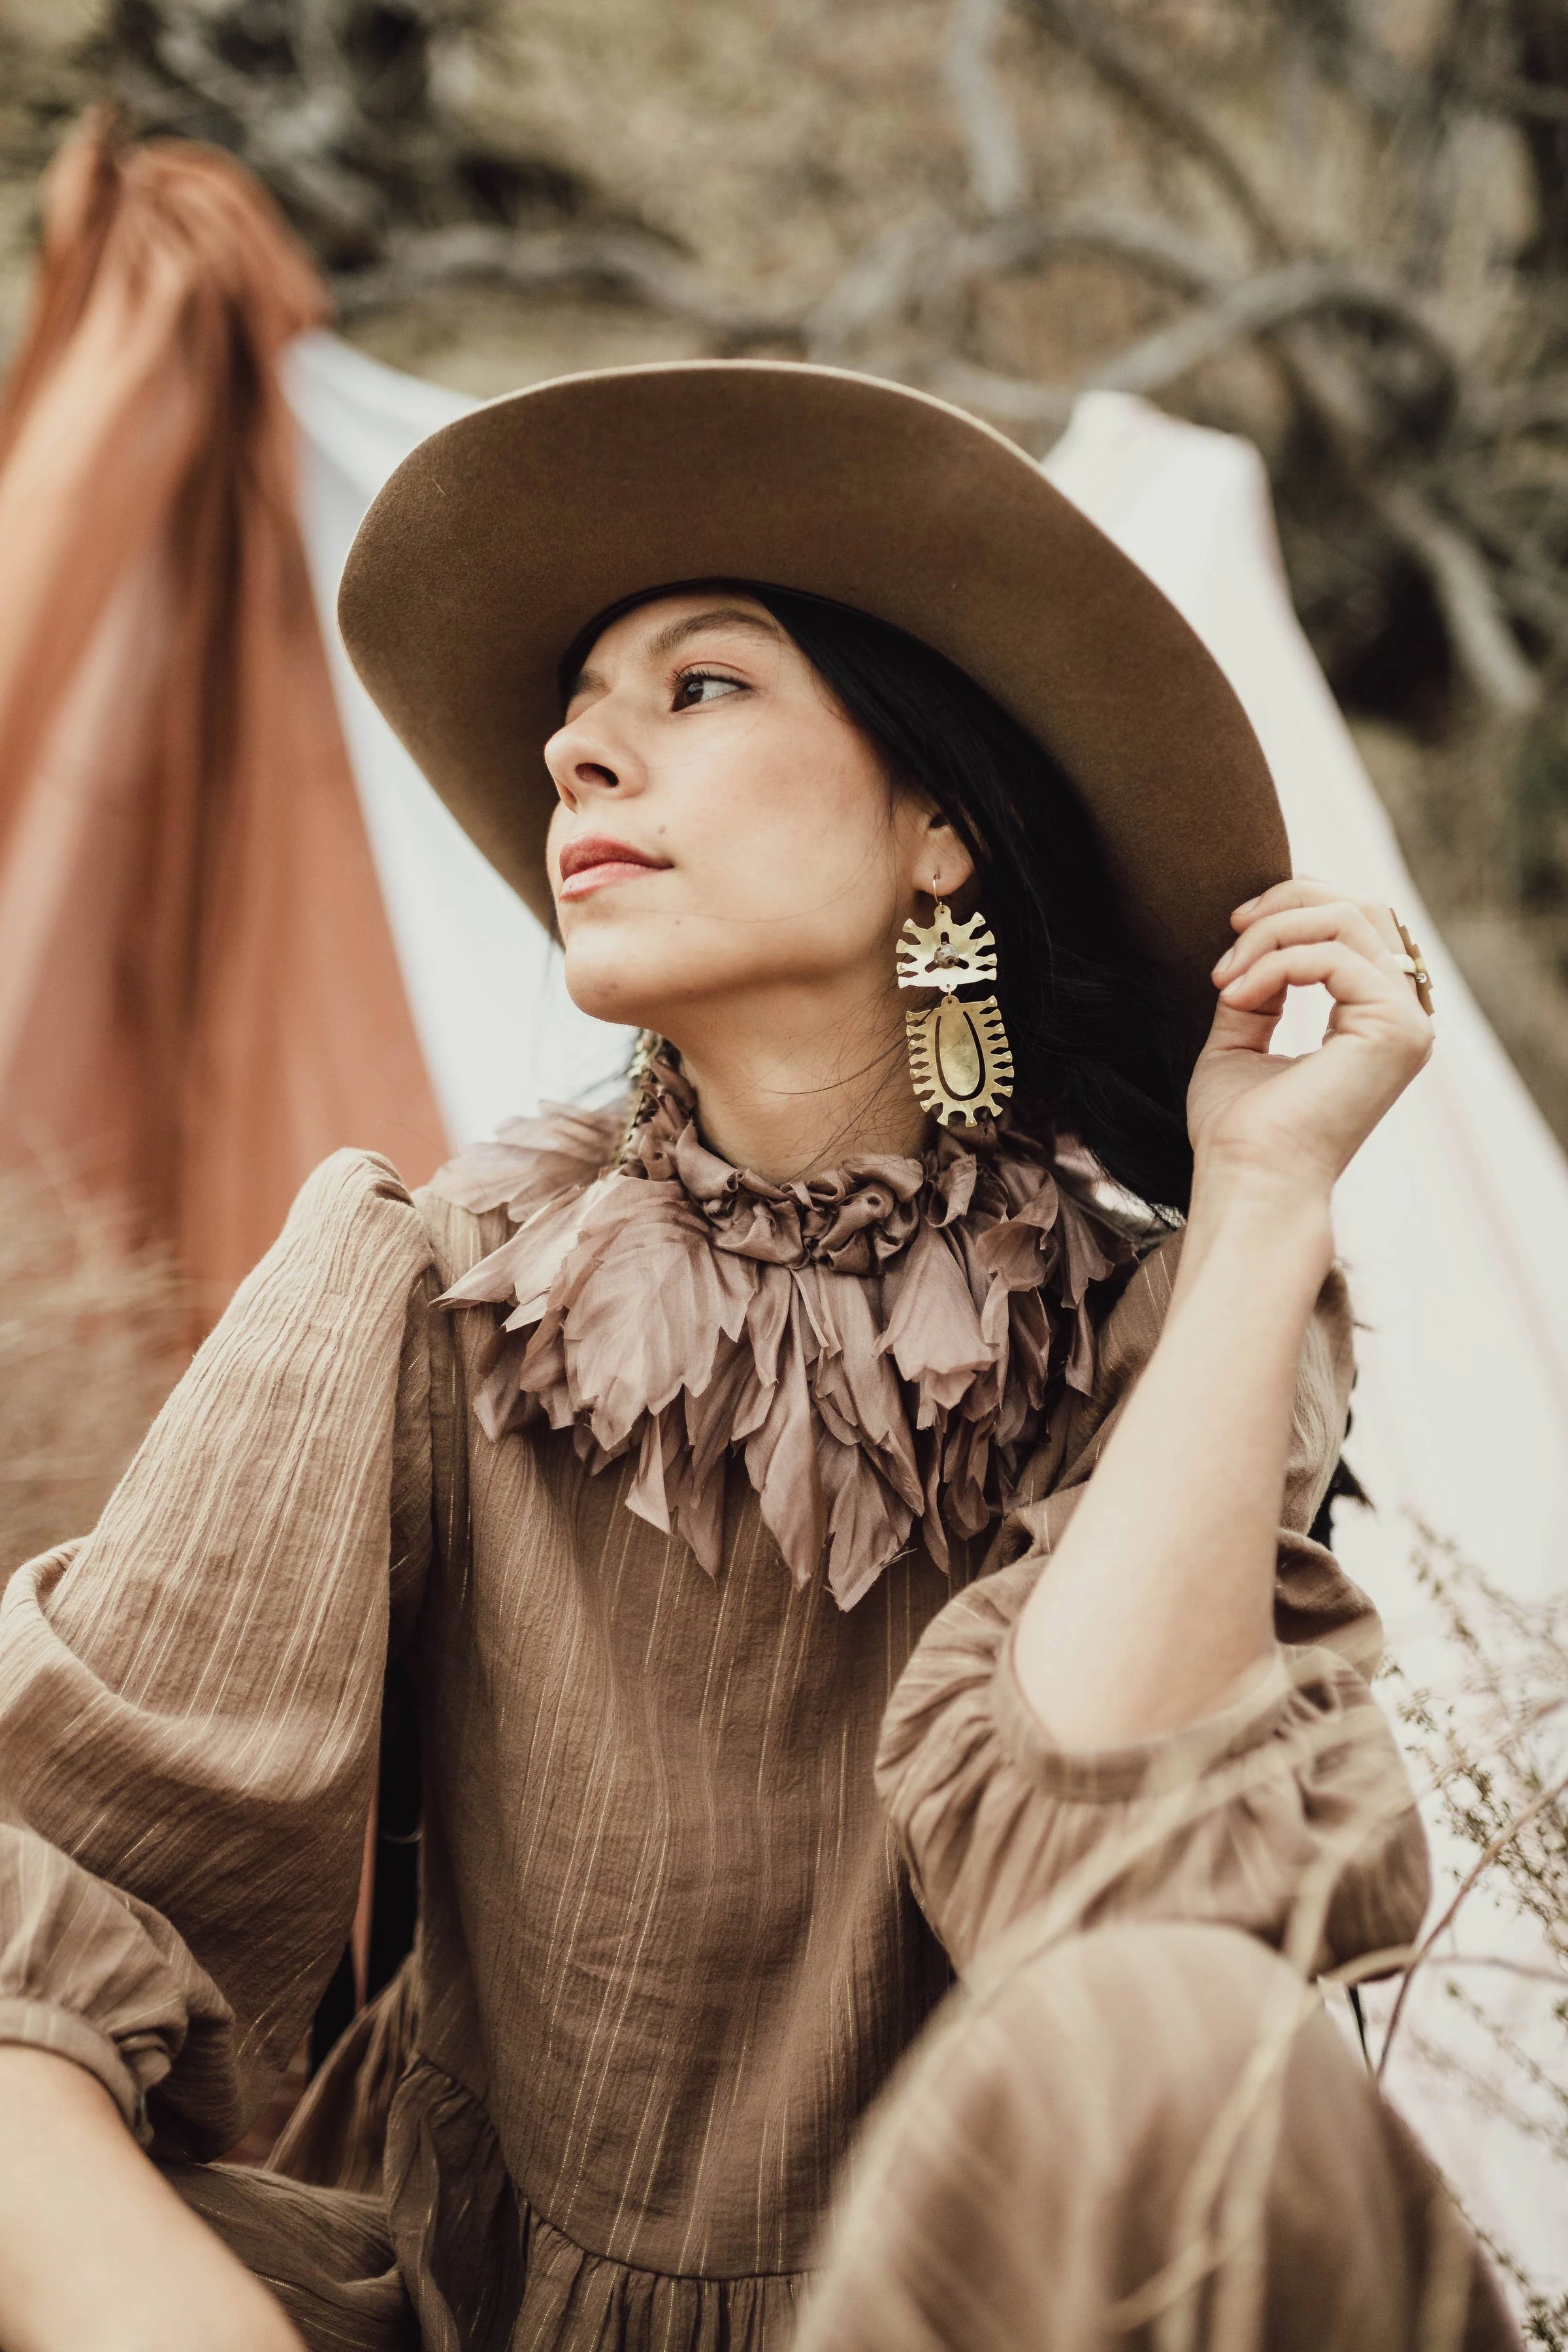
left=1215, top=899, right=1392, bottom=984
left=1203, top=992, right=1286, bottom=1054
left=1230, top=876, right=1403, bottom=956
left=1220, top=938, right=1432, bottom=1053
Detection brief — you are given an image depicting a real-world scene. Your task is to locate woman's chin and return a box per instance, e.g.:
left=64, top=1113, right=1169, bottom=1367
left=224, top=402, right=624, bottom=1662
left=560, top=945, right=673, bottom=1032
left=561, top=930, right=773, bottom=1033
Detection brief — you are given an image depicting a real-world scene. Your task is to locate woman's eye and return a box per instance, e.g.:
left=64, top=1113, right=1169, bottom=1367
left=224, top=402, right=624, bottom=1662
left=674, top=670, right=743, bottom=709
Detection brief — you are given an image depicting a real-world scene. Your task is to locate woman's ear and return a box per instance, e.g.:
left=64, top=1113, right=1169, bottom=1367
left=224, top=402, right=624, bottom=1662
left=917, top=810, right=977, bottom=904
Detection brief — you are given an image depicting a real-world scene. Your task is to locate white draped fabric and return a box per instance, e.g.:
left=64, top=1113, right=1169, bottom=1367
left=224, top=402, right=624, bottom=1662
left=1044, top=393, right=1568, bottom=1610
left=1037, top=397, right=1567, bottom=2280
left=283, top=333, right=633, bottom=1151
left=284, top=335, right=1567, bottom=2279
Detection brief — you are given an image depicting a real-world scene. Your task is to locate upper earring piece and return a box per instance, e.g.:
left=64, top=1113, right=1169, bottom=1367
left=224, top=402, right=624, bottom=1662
left=897, top=901, right=1015, bottom=1128
left=895, top=904, right=998, bottom=994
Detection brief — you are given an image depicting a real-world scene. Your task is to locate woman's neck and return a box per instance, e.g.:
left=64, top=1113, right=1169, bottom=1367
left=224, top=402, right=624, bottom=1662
left=668, top=1000, right=931, bottom=1180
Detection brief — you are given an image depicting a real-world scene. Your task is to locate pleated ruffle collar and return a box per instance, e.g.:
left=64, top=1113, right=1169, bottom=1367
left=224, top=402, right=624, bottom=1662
left=432, top=1054, right=1140, bottom=1610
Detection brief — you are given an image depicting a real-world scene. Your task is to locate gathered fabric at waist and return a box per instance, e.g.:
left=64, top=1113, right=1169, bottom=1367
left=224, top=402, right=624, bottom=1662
left=387, top=2051, right=808, bottom=2352
left=177, top=2048, right=807, bottom=2352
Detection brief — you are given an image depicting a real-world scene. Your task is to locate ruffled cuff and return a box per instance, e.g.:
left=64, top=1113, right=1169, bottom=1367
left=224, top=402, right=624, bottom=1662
left=0, top=1997, right=150, bottom=2139
left=0, top=1816, right=236, bottom=2153
left=988, top=1634, right=1293, bottom=1801
left=878, top=1556, right=1429, bottom=1978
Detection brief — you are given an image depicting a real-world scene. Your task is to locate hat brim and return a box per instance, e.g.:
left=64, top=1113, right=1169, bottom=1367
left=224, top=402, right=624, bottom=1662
left=338, top=359, right=1287, bottom=1079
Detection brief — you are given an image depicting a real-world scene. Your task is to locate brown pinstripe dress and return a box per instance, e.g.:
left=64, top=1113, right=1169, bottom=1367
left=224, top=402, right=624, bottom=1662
left=0, top=1065, right=1481, bottom=2351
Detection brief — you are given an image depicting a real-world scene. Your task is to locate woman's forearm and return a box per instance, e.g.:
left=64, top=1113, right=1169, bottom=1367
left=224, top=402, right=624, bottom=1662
left=1013, top=1169, right=1334, bottom=1750
left=0, top=2046, right=302, bottom=2352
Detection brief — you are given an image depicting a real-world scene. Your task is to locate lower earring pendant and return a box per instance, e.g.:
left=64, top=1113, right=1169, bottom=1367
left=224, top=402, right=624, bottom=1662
left=896, top=901, right=1015, bottom=1126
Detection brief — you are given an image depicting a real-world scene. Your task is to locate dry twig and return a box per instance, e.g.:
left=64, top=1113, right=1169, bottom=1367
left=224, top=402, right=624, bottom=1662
left=1377, top=1760, right=1568, bottom=2080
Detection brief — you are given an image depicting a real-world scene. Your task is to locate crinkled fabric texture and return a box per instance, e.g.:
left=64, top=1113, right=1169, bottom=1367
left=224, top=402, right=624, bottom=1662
left=0, top=1149, right=1456, bottom=2352
left=876, top=1557, right=1430, bottom=1981
left=433, top=1059, right=1138, bottom=1610
left=796, top=1920, right=1518, bottom=2352
left=869, top=1231, right=1429, bottom=1984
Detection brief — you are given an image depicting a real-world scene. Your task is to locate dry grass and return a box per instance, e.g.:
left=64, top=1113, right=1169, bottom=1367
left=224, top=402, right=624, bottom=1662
left=0, top=1160, right=187, bottom=1583
left=1375, top=1531, right=1568, bottom=2347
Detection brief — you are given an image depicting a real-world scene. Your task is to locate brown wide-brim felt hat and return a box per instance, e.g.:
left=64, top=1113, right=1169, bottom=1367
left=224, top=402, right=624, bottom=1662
left=339, top=359, right=1288, bottom=1077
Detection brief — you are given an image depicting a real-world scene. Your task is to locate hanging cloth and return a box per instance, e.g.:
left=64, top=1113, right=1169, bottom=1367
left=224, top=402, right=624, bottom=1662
left=0, top=112, right=446, bottom=1328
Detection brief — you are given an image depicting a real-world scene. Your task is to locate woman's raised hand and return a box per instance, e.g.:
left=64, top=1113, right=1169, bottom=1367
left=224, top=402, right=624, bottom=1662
left=1186, top=875, right=1434, bottom=1203
left=1015, top=872, right=1433, bottom=1747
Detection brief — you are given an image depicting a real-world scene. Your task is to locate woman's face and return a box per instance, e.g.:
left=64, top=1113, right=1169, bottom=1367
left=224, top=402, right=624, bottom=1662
left=543, top=591, right=972, bottom=1041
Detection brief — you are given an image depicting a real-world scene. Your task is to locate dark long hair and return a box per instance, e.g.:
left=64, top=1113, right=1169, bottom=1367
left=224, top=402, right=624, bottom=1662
left=559, top=582, right=1192, bottom=1214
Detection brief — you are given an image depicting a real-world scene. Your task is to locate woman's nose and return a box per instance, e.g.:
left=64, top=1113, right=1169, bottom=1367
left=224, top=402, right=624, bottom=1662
left=544, top=717, right=638, bottom=810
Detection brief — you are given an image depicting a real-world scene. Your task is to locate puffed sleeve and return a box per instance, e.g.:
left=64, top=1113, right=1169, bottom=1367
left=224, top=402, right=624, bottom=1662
left=0, top=1150, right=437, bottom=2157
left=879, top=1228, right=1429, bottom=1980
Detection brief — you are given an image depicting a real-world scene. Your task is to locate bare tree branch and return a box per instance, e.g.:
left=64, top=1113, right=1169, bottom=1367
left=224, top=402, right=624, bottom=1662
left=333, top=223, right=789, bottom=339
left=1021, top=0, right=1294, bottom=261
left=803, top=213, right=955, bottom=361
left=939, top=205, right=1233, bottom=296
left=1375, top=483, right=1543, bottom=715
left=923, top=353, right=1075, bottom=431
left=943, top=0, right=1030, bottom=218
left=1428, top=1953, right=1568, bottom=1989
left=1088, top=259, right=1459, bottom=408
left=805, top=204, right=1235, bottom=370
left=1464, top=70, right=1568, bottom=127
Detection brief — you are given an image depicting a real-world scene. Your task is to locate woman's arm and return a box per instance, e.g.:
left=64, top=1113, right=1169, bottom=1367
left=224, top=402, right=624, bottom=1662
left=1013, top=879, right=1433, bottom=1750
left=0, top=1154, right=435, bottom=2351
left=0, top=2050, right=302, bottom=2352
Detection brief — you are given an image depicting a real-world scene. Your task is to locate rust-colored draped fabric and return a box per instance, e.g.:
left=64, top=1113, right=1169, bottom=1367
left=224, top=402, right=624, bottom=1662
left=0, top=115, right=445, bottom=1326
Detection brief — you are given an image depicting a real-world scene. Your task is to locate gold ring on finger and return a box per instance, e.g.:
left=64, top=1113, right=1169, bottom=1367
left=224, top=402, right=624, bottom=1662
left=1388, top=909, right=1435, bottom=1017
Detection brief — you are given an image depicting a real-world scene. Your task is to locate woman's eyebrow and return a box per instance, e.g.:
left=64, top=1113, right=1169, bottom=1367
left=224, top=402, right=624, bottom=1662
left=565, top=609, right=780, bottom=704
left=642, top=608, right=782, bottom=661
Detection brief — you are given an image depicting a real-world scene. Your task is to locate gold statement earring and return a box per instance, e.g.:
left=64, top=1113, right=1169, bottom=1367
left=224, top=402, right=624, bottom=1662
left=615, top=1030, right=664, bottom=1164
left=896, top=900, right=1015, bottom=1126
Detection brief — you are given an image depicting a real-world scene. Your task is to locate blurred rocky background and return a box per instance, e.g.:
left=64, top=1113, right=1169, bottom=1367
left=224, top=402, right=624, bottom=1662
left=4, top=0, right=1568, bottom=1553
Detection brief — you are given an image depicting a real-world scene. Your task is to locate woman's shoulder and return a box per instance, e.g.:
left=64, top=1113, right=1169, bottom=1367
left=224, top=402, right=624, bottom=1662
left=201, top=1149, right=440, bottom=1370
left=289, top=1144, right=420, bottom=1221
left=240, top=1147, right=435, bottom=1298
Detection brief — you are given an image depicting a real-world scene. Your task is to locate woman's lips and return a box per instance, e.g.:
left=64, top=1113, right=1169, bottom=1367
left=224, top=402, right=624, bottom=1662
left=556, top=835, right=672, bottom=900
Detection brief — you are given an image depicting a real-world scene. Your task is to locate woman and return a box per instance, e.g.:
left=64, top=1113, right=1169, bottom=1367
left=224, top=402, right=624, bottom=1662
left=0, top=363, right=1509, bottom=2352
